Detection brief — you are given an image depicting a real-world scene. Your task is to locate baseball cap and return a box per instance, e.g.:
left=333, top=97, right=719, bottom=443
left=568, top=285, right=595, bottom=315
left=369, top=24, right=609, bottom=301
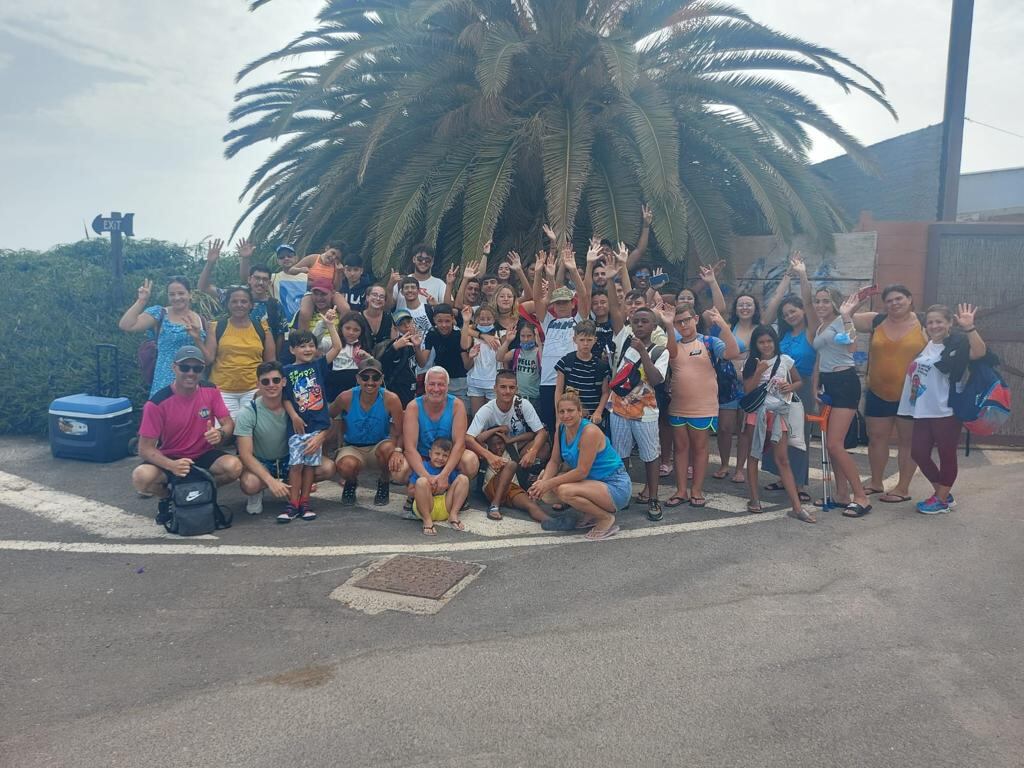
left=392, top=309, right=412, bottom=323
left=310, top=278, right=334, bottom=294
left=357, top=357, right=384, bottom=374
left=550, top=286, right=574, bottom=303
left=275, top=243, right=296, bottom=255
left=173, top=345, right=205, bottom=364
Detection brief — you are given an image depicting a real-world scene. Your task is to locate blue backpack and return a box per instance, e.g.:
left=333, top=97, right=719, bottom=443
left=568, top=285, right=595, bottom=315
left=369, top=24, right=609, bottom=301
left=951, top=357, right=1011, bottom=437
left=702, top=335, right=743, bottom=404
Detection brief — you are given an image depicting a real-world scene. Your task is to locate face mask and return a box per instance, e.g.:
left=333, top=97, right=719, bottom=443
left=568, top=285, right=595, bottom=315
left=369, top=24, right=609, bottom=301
left=476, top=324, right=495, bottom=334
left=834, top=331, right=853, bottom=345
left=520, top=341, right=536, bottom=350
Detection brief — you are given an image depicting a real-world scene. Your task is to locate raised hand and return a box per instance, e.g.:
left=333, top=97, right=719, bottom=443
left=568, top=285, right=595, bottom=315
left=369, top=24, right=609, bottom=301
left=542, top=224, right=557, bottom=244
left=789, top=251, right=807, bottom=276
left=409, top=331, right=423, bottom=348
left=235, top=238, right=255, bottom=259
left=483, top=240, right=492, bottom=255
left=703, top=307, right=725, bottom=328
left=323, top=307, right=338, bottom=324
left=543, top=253, right=556, bottom=278
left=388, top=269, right=402, bottom=286
left=206, top=238, right=224, bottom=262
left=468, top=343, right=480, bottom=359
left=615, top=241, right=629, bottom=266
left=136, top=278, right=152, bottom=304
left=446, top=264, right=459, bottom=284
left=561, top=244, right=577, bottom=270
left=655, top=301, right=675, bottom=326
left=698, top=264, right=718, bottom=284
left=507, top=251, right=522, bottom=271
left=652, top=266, right=664, bottom=280
left=956, top=303, right=978, bottom=329
left=461, top=304, right=473, bottom=323
left=463, top=259, right=480, bottom=280
left=642, top=204, right=653, bottom=226
left=840, top=291, right=864, bottom=318
left=586, top=238, right=602, bottom=264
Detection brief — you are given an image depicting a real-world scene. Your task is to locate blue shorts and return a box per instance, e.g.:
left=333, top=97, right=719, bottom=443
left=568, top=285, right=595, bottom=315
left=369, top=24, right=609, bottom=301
left=669, top=415, right=719, bottom=432
left=602, top=467, right=633, bottom=512
left=288, top=431, right=324, bottom=467
left=865, top=389, right=901, bottom=418
left=718, top=399, right=740, bottom=411
left=258, top=456, right=290, bottom=479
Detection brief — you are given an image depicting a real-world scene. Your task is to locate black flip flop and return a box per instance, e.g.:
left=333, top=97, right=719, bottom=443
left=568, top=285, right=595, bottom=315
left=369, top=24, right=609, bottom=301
left=842, top=503, right=873, bottom=518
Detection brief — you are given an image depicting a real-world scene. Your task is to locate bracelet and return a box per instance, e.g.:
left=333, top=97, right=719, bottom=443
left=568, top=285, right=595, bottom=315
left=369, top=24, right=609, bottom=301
left=961, top=326, right=976, bottom=333
left=393, top=447, right=403, bottom=453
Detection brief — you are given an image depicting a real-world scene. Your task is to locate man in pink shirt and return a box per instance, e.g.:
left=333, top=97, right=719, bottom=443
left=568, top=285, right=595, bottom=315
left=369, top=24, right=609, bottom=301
left=132, top=345, right=243, bottom=524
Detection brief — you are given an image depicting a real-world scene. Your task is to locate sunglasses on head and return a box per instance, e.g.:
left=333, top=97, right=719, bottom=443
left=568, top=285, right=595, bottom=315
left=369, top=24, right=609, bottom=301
left=177, top=363, right=205, bottom=373
left=259, top=376, right=283, bottom=385
left=358, top=372, right=382, bottom=382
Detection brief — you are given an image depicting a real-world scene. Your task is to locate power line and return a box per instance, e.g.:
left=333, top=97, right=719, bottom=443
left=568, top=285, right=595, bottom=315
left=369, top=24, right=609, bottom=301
left=965, top=116, right=1024, bottom=140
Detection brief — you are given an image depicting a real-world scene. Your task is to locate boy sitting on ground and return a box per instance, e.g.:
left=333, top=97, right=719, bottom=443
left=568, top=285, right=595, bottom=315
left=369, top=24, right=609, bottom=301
left=409, top=437, right=469, bottom=536
left=480, top=433, right=574, bottom=531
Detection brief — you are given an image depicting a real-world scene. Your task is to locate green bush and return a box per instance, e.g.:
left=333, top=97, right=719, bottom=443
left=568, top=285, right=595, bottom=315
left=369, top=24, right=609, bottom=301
left=0, top=238, right=256, bottom=435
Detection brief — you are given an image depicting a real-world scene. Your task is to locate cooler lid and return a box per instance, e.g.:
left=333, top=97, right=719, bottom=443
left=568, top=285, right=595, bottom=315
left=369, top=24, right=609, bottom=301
left=49, top=393, right=133, bottom=416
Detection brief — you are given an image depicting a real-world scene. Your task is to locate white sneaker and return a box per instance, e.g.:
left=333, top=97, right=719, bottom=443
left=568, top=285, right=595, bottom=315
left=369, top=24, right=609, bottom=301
left=246, top=493, right=264, bottom=515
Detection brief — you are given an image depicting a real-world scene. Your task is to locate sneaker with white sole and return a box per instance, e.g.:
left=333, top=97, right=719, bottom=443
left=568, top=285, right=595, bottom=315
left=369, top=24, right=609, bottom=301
left=945, top=493, right=956, bottom=508
left=916, top=495, right=949, bottom=515
left=246, top=493, right=264, bottom=515
left=277, top=504, right=300, bottom=524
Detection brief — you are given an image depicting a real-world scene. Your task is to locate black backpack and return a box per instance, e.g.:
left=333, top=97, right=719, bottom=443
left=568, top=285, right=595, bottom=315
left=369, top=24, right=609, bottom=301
left=164, top=466, right=232, bottom=536
left=215, top=317, right=266, bottom=344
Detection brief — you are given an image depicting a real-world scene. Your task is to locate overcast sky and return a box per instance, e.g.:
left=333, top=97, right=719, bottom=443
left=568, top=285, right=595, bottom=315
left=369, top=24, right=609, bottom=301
left=1, top=0, right=1021, bottom=251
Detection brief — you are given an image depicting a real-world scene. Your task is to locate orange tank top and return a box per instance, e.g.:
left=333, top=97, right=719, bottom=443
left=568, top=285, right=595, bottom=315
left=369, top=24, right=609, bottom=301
left=868, top=319, right=927, bottom=401
left=307, top=254, right=337, bottom=286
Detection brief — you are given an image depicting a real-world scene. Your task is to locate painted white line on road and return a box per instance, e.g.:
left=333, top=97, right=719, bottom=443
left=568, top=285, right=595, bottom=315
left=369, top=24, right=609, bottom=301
left=0, top=510, right=785, bottom=558
left=0, top=470, right=209, bottom=540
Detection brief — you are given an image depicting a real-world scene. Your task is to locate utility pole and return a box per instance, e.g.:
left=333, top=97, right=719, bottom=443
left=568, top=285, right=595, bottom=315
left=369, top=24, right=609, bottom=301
left=937, top=0, right=974, bottom=221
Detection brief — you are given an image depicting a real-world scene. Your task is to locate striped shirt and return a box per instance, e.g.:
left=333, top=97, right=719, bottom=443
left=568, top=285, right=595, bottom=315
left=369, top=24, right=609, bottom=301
left=555, top=352, right=609, bottom=415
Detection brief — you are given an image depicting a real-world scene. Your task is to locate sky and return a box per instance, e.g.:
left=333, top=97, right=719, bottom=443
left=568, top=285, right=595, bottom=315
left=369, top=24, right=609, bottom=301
left=0, top=0, right=1021, bottom=251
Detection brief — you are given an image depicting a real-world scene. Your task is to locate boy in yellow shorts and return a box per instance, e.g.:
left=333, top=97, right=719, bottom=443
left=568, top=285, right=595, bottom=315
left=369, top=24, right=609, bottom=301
left=409, top=437, right=468, bottom=535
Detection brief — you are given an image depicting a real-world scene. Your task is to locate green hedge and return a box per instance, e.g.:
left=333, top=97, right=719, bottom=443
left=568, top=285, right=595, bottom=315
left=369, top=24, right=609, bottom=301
left=0, top=238, right=258, bottom=435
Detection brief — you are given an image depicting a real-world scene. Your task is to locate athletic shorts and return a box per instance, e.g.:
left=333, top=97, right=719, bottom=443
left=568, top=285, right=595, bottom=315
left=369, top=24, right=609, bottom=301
left=142, top=448, right=229, bottom=478
left=257, top=456, right=290, bottom=479
left=670, top=415, right=718, bottom=431
left=335, top=440, right=391, bottom=471
left=819, top=368, right=861, bottom=410
left=864, top=389, right=900, bottom=418
left=288, top=431, right=324, bottom=467
left=414, top=494, right=450, bottom=522
left=483, top=475, right=527, bottom=506
left=609, top=414, right=660, bottom=463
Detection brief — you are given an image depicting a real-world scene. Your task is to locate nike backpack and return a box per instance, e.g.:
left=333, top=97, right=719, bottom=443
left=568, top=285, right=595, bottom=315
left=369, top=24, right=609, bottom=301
left=164, top=466, right=232, bottom=536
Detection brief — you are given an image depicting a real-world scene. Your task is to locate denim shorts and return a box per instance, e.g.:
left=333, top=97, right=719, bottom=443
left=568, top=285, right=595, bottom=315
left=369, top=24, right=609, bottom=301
left=718, top=398, right=741, bottom=411
left=467, top=384, right=495, bottom=399
left=602, top=467, right=633, bottom=512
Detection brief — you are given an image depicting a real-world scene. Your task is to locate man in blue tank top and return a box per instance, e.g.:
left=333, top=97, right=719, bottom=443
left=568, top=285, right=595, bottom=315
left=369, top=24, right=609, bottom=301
left=329, top=358, right=409, bottom=506
left=402, top=366, right=480, bottom=517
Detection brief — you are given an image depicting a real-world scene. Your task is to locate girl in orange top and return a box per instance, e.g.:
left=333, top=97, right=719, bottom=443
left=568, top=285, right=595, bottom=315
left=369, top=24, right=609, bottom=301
left=852, top=284, right=928, bottom=503
left=284, top=241, right=345, bottom=290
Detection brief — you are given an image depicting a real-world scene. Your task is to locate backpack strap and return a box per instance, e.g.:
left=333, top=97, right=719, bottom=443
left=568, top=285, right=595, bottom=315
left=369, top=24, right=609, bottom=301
left=513, top=395, right=526, bottom=433
left=511, top=346, right=521, bottom=372
left=215, top=317, right=266, bottom=344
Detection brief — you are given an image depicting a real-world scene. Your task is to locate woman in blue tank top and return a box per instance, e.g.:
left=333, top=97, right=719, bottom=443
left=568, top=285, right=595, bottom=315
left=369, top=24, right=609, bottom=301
left=528, top=390, right=632, bottom=540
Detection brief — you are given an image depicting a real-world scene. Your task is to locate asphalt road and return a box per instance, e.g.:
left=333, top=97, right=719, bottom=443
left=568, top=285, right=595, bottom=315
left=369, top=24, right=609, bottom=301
left=0, top=436, right=1021, bottom=767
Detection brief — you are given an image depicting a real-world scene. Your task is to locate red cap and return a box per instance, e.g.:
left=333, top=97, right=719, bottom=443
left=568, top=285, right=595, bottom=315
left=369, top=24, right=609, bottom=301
left=310, top=278, right=334, bottom=294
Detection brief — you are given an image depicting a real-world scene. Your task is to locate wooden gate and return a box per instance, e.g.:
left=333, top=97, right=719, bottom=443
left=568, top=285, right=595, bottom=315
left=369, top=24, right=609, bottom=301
left=925, top=223, right=1024, bottom=444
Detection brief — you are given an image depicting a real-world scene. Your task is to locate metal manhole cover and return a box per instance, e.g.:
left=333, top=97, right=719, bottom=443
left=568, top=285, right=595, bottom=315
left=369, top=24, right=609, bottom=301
left=353, top=555, right=481, bottom=600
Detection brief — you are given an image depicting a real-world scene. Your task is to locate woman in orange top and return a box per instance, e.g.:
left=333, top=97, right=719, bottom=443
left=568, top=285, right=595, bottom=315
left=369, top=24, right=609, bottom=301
left=852, top=284, right=928, bottom=503
left=284, top=241, right=345, bottom=290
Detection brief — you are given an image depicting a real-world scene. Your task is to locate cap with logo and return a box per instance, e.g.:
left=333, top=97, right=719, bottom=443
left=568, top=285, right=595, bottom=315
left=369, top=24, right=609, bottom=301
left=173, top=345, right=205, bottom=364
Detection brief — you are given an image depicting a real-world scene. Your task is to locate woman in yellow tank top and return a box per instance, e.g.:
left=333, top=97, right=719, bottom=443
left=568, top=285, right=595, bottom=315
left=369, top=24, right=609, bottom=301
left=209, top=287, right=276, bottom=416
left=852, top=284, right=927, bottom=503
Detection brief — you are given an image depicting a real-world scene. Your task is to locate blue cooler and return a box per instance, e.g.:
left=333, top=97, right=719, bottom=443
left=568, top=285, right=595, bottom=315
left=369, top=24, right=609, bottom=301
left=48, top=344, right=135, bottom=463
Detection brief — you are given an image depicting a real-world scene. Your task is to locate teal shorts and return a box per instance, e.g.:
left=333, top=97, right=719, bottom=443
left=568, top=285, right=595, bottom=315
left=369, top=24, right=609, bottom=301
left=669, top=415, right=718, bottom=432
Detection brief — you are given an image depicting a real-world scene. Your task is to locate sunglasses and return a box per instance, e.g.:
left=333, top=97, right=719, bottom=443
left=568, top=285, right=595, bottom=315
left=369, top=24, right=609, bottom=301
left=259, top=376, right=283, bottom=385
left=177, top=363, right=205, bottom=373
left=634, top=271, right=651, bottom=278
left=358, top=372, right=382, bottom=382
left=413, top=255, right=433, bottom=262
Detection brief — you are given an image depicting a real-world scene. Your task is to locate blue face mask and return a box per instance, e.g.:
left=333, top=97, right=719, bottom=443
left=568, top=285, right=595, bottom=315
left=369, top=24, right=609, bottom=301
left=520, top=341, right=537, bottom=350
left=476, top=324, right=495, bottom=334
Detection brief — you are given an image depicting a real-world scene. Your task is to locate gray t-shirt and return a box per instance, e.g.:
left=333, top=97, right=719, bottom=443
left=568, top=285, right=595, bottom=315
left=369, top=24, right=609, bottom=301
left=813, top=316, right=855, bottom=372
left=234, top=397, right=289, bottom=460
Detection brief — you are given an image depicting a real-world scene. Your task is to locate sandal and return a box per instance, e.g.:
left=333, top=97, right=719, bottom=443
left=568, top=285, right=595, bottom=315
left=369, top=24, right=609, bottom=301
left=447, top=519, right=466, bottom=531
left=842, top=503, right=873, bottom=518
left=763, top=482, right=785, bottom=492
left=689, top=496, right=708, bottom=508
left=711, top=468, right=729, bottom=480
left=635, top=492, right=651, bottom=504
left=584, top=524, right=620, bottom=541
left=665, top=496, right=688, bottom=508
left=880, top=493, right=912, bottom=503
left=814, top=498, right=849, bottom=509
left=551, top=503, right=570, bottom=512
left=798, top=491, right=812, bottom=503
left=864, top=487, right=884, bottom=496
left=575, top=517, right=597, bottom=530
left=788, top=507, right=817, bottom=524
left=422, top=525, right=437, bottom=536
left=487, top=505, right=503, bottom=521
left=729, top=472, right=746, bottom=484
left=747, top=501, right=763, bottom=514
left=658, top=464, right=672, bottom=477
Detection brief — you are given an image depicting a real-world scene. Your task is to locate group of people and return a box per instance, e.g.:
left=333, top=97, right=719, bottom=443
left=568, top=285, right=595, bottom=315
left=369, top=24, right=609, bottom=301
left=121, top=216, right=987, bottom=539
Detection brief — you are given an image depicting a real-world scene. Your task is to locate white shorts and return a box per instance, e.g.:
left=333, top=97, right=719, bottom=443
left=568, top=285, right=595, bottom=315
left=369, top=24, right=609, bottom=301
left=221, top=389, right=257, bottom=417
left=610, top=414, right=661, bottom=463
left=467, top=384, right=495, bottom=399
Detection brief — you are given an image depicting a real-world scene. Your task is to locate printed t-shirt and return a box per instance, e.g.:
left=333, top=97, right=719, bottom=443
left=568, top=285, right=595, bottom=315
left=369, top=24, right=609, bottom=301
left=669, top=335, right=725, bottom=418
left=339, top=276, right=371, bottom=311
left=610, top=341, right=669, bottom=422
left=393, top=275, right=447, bottom=308
left=272, top=272, right=307, bottom=319
left=234, top=397, right=289, bottom=460
left=406, top=303, right=435, bottom=374
left=540, top=313, right=582, bottom=386
left=898, top=341, right=953, bottom=419
left=755, top=354, right=796, bottom=409
left=555, top=352, right=609, bottom=414
left=210, top=319, right=269, bottom=393
left=283, top=357, right=332, bottom=433
left=139, top=383, right=230, bottom=460
left=513, top=346, right=540, bottom=398
left=467, top=398, right=544, bottom=439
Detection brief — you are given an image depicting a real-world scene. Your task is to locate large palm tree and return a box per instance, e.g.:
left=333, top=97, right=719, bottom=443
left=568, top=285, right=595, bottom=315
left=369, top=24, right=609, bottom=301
left=227, top=0, right=895, bottom=273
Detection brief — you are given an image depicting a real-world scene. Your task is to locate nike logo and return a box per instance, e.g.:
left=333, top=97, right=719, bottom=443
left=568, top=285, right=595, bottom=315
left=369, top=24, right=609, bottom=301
left=185, top=490, right=202, bottom=502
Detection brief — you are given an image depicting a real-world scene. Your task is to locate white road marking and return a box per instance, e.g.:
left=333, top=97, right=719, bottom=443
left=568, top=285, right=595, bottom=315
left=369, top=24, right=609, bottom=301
left=0, top=470, right=212, bottom=540
left=980, top=449, right=1024, bottom=466
left=0, top=510, right=785, bottom=558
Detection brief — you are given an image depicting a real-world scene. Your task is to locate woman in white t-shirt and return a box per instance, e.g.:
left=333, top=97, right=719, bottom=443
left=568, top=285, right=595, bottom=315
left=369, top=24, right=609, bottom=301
left=898, top=303, right=987, bottom=514
left=742, top=326, right=814, bottom=522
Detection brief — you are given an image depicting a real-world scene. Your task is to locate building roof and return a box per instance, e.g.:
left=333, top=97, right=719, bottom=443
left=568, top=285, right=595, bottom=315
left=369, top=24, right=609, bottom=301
left=957, top=166, right=1024, bottom=215
left=813, top=124, right=943, bottom=224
